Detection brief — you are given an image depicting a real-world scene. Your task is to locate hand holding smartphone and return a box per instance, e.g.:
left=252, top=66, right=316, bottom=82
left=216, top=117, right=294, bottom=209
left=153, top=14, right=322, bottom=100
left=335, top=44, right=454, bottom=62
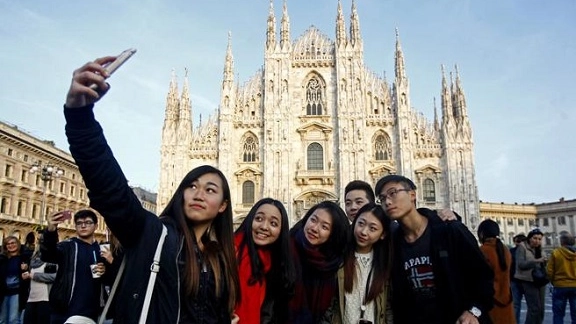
left=89, top=48, right=137, bottom=91
left=58, top=210, right=73, bottom=221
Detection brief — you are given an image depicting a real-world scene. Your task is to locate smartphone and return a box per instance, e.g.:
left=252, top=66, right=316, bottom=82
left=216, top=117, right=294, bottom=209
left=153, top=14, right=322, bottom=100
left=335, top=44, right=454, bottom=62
left=89, top=48, right=137, bottom=90
left=60, top=210, right=72, bottom=221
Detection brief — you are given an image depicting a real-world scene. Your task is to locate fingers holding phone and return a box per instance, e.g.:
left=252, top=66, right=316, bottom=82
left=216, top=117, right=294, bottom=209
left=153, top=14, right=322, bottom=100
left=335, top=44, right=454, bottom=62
left=66, top=48, right=136, bottom=108
left=66, top=57, right=114, bottom=108
left=47, top=210, right=73, bottom=231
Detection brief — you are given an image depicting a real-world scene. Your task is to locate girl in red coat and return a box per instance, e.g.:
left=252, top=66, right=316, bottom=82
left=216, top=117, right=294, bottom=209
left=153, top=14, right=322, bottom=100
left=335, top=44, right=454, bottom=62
left=234, top=198, right=295, bottom=324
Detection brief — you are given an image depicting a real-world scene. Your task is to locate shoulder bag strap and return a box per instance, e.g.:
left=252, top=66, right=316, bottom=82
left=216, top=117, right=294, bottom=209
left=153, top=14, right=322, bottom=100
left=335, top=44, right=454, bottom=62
left=139, top=224, right=168, bottom=324
left=98, top=258, right=126, bottom=324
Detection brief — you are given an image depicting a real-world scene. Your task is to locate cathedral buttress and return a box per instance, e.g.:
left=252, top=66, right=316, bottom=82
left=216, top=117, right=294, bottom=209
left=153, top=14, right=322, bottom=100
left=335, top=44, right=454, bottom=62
left=440, top=65, right=479, bottom=230
left=280, top=0, right=290, bottom=50
left=178, top=69, right=193, bottom=145
left=217, top=33, right=237, bottom=179
left=453, top=64, right=472, bottom=139
left=392, top=28, right=413, bottom=176
left=336, top=0, right=347, bottom=48
left=266, top=0, right=276, bottom=51
left=440, top=64, right=453, bottom=128
left=158, top=70, right=180, bottom=210
left=349, top=0, right=362, bottom=49
left=223, top=32, right=234, bottom=88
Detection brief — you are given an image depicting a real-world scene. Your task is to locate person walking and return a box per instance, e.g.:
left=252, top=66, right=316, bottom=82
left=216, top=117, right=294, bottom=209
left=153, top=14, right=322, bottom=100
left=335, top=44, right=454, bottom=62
left=546, top=232, right=576, bottom=324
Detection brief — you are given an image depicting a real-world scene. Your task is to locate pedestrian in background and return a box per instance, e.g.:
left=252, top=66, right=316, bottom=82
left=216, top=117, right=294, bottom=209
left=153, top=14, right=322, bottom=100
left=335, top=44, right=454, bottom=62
left=477, top=219, right=515, bottom=324
left=22, top=244, right=56, bottom=324
left=546, top=232, right=576, bottom=324
left=515, top=228, right=547, bottom=324
left=511, top=234, right=528, bottom=323
left=0, top=236, right=31, bottom=324
left=42, top=210, right=106, bottom=324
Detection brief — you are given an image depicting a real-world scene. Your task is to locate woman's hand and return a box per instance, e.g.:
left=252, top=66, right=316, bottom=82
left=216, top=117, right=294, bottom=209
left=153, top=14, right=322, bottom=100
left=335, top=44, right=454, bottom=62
left=100, top=246, right=114, bottom=264
left=65, top=56, right=116, bottom=108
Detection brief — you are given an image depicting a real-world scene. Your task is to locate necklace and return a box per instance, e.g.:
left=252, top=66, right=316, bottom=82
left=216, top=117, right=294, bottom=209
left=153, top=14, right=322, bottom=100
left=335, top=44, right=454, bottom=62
left=355, top=252, right=372, bottom=268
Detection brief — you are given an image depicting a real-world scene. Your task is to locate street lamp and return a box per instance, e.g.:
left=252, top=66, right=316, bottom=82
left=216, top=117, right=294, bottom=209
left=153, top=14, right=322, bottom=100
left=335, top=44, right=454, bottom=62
left=29, top=162, right=64, bottom=229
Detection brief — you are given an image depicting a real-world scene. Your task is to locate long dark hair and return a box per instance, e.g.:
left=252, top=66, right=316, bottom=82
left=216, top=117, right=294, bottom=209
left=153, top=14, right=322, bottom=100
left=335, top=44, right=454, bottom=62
left=235, top=198, right=295, bottom=291
left=343, top=203, right=392, bottom=303
left=159, top=165, right=239, bottom=313
left=478, top=219, right=507, bottom=271
left=289, top=200, right=349, bottom=258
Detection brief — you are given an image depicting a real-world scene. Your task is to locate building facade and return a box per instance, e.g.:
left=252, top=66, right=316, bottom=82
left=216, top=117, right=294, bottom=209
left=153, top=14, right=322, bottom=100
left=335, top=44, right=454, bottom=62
left=0, top=120, right=158, bottom=244
left=479, top=198, right=576, bottom=251
left=479, top=201, right=538, bottom=246
left=0, top=120, right=99, bottom=242
left=534, top=198, right=576, bottom=252
left=157, top=1, right=479, bottom=226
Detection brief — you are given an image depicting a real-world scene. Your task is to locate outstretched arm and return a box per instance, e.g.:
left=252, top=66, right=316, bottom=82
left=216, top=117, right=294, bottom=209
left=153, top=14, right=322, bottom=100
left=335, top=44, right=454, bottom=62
left=64, top=56, right=156, bottom=247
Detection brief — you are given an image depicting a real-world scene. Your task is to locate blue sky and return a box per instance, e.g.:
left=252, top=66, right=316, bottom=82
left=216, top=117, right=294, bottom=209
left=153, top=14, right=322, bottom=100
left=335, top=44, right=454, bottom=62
left=1, top=0, right=574, bottom=204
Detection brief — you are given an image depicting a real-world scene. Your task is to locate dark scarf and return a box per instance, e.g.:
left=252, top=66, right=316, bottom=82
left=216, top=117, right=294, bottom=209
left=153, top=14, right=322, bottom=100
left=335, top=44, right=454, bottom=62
left=287, top=229, right=341, bottom=323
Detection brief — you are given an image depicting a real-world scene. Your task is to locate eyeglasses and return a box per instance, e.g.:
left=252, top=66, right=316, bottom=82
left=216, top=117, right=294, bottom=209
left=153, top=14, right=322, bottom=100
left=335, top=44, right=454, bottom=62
left=75, top=221, right=95, bottom=227
left=376, top=188, right=411, bottom=204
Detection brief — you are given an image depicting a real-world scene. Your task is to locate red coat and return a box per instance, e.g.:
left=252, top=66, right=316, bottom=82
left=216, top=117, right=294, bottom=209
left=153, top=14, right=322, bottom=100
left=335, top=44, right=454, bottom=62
left=234, top=233, right=271, bottom=324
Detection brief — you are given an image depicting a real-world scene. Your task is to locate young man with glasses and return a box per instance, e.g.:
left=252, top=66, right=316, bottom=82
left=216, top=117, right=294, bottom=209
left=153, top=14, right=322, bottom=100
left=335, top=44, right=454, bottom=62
left=375, top=174, right=494, bottom=324
left=40, top=209, right=106, bottom=324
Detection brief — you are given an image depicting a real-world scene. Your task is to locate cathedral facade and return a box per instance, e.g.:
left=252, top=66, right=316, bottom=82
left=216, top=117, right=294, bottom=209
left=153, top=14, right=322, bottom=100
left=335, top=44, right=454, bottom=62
left=157, top=1, right=479, bottom=227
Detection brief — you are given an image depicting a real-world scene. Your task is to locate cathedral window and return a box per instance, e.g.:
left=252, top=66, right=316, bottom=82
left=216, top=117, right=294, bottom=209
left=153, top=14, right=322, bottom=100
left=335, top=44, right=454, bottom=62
left=242, top=181, right=255, bottom=205
left=374, top=133, right=391, bottom=160
left=242, top=134, right=258, bottom=162
left=423, top=178, right=436, bottom=202
left=305, top=77, right=323, bottom=115
left=307, top=143, right=324, bottom=170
